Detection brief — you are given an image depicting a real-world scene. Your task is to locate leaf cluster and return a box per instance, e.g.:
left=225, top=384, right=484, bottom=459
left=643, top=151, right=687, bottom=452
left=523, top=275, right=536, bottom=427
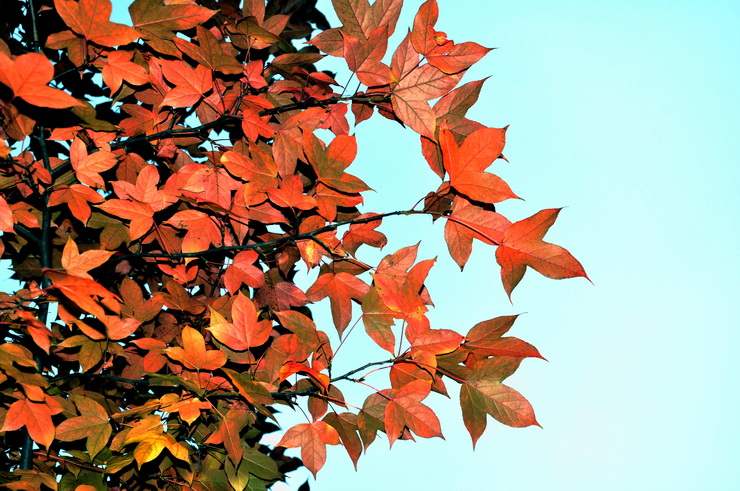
left=0, top=0, right=587, bottom=489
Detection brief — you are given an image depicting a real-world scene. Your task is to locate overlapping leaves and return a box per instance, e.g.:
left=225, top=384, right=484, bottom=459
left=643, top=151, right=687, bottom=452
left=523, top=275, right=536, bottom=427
left=0, top=0, right=587, bottom=488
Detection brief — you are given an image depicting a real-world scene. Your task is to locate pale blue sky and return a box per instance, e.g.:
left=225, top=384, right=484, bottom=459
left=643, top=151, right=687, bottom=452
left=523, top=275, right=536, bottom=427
left=107, top=1, right=738, bottom=489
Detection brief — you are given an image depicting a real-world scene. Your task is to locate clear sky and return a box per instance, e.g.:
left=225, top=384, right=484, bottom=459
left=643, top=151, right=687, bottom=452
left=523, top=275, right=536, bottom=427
left=107, top=1, right=738, bottom=489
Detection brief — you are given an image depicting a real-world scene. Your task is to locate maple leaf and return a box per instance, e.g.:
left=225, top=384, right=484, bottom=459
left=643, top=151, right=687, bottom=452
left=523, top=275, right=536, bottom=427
left=342, top=26, right=392, bottom=86
left=460, top=357, right=539, bottom=447
left=496, top=208, right=589, bottom=297
left=129, top=0, right=216, bottom=41
left=373, top=258, right=435, bottom=318
left=54, top=0, right=140, bottom=47
left=101, top=50, right=149, bottom=94
left=277, top=421, right=340, bottom=477
left=323, top=412, right=363, bottom=469
left=165, top=209, right=223, bottom=254
left=342, top=214, right=387, bottom=255
left=427, top=41, right=492, bottom=75
left=278, top=361, right=330, bottom=392
left=465, top=315, right=544, bottom=359
left=385, top=380, right=443, bottom=446
left=0, top=52, right=81, bottom=108
left=306, top=272, right=370, bottom=337
left=112, top=164, right=176, bottom=212
left=220, top=150, right=278, bottom=192
left=61, top=237, right=114, bottom=279
left=444, top=197, right=511, bottom=268
left=268, top=175, right=317, bottom=211
left=0, top=195, right=13, bottom=233
left=439, top=127, right=518, bottom=204
left=14, top=310, right=53, bottom=354
left=204, top=409, right=250, bottom=464
left=173, top=26, right=243, bottom=75
left=96, top=198, right=154, bottom=240
left=125, top=422, right=189, bottom=466
left=434, top=78, right=488, bottom=120
left=55, top=395, right=112, bottom=458
left=410, top=0, right=439, bottom=56
left=159, top=60, right=211, bottom=108
left=175, top=163, right=241, bottom=210
left=0, top=389, right=64, bottom=448
left=223, top=250, right=265, bottom=294
left=164, top=326, right=227, bottom=371
left=162, top=280, right=205, bottom=314
left=410, top=328, right=463, bottom=356
left=48, top=184, right=104, bottom=225
left=44, top=269, right=120, bottom=319
left=69, top=138, right=118, bottom=189
left=303, top=132, right=370, bottom=194
left=207, top=293, right=272, bottom=351
left=361, top=288, right=397, bottom=354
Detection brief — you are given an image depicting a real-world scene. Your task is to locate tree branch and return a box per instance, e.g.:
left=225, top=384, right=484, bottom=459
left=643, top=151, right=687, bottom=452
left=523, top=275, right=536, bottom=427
left=330, top=358, right=398, bottom=384
left=50, top=94, right=389, bottom=179
left=117, top=209, right=430, bottom=262
left=48, top=372, right=148, bottom=385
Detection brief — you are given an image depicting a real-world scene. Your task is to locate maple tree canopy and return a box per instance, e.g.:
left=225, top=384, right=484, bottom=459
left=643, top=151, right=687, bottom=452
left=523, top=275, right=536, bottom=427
left=0, top=0, right=588, bottom=489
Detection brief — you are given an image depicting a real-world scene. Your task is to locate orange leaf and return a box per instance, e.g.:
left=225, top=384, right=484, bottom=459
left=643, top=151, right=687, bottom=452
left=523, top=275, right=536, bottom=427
left=55, top=395, right=111, bottom=457
left=129, top=0, right=217, bottom=41
left=323, top=412, right=363, bottom=469
left=410, top=0, right=439, bottom=56
left=207, top=293, right=272, bottom=351
left=460, top=357, right=539, bottom=446
left=277, top=421, right=340, bottom=477
left=268, top=175, right=317, bottom=211
left=306, top=272, right=369, bottom=337
left=439, top=127, right=518, bottom=204
left=0, top=52, right=81, bottom=108
left=0, top=195, right=13, bottom=233
left=44, top=269, right=121, bottom=318
left=54, top=0, right=139, bottom=47
left=69, top=138, right=118, bottom=189
left=0, top=392, right=64, bottom=448
left=173, top=26, right=242, bottom=74
left=164, top=326, right=227, bottom=371
left=361, top=288, right=397, bottom=354
left=278, top=361, right=330, bottom=393
left=101, top=50, right=149, bottom=93
left=495, top=208, right=589, bottom=298
left=223, top=250, right=265, bottom=294
left=444, top=197, right=511, bottom=268
left=159, top=60, right=211, bottom=108
left=465, top=315, right=544, bottom=359
left=427, top=41, right=492, bottom=74
left=342, top=26, right=392, bottom=86
left=96, top=199, right=154, bottom=240
left=61, top=237, right=114, bottom=279
left=384, top=380, right=442, bottom=446
left=48, top=184, right=104, bottom=225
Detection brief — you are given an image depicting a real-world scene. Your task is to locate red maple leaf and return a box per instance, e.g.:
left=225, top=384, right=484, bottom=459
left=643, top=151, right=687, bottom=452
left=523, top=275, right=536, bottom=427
left=54, top=0, right=139, bottom=47
left=496, top=208, right=589, bottom=298
left=0, top=52, right=81, bottom=108
left=164, top=326, right=227, bottom=371
left=306, top=272, right=370, bottom=337
left=277, top=421, right=340, bottom=477
left=207, top=293, right=272, bottom=351
left=439, top=127, right=518, bottom=204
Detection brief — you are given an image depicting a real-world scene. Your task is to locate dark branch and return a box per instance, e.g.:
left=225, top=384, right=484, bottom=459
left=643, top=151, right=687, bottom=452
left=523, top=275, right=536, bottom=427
left=118, top=210, right=429, bottom=262
left=51, top=94, right=389, bottom=179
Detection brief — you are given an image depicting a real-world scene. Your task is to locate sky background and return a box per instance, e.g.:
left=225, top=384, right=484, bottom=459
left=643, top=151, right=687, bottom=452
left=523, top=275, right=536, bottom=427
left=106, top=0, right=736, bottom=489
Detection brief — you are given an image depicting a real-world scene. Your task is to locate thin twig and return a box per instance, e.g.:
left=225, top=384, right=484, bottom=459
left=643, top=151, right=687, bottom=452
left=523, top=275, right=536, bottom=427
left=117, top=209, right=430, bottom=262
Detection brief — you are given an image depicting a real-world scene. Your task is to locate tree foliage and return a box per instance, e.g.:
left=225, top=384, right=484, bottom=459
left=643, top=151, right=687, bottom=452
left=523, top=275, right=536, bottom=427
left=0, top=0, right=587, bottom=489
